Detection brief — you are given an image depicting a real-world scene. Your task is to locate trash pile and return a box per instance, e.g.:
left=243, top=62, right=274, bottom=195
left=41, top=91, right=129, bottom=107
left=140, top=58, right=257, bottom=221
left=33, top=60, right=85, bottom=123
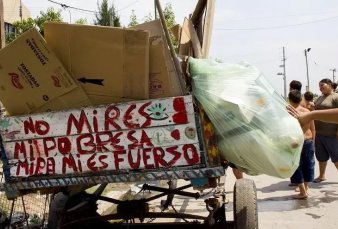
left=190, top=58, right=304, bottom=178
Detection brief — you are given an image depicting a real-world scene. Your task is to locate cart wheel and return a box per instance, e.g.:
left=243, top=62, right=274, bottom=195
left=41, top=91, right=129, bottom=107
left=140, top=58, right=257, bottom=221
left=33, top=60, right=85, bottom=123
left=233, top=178, right=258, bottom=229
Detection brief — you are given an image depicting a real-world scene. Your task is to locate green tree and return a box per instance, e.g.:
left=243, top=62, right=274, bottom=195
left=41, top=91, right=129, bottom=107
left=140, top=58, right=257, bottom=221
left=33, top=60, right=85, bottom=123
left=35, top=7, right=63, bottom=35
left=143, top=13, right=153, bottom=23
left=128, top=10, right=138, bottom=27
left=142, top=3, right=176, bottom=27
left=162, top=3, right=178, bottom=50
left=139, top=3, right=179, bottom=51
left=95, top=0, right=121, bottom=27
left=163, top=3, right=176, bottom=29
left=75, top=18, right=88, bottom=25
left=12, top=18, right=35, bottom=34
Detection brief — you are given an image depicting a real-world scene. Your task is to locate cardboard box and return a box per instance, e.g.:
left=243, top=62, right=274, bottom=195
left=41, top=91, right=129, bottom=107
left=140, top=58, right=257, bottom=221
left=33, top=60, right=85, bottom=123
left=132, top=20, right=183, bottom=98
left=44, top=22, right=150, bottom=105
left=148, top=36, right=172, bottom=98
left=0, top=28, right=90, bottom=115
left=179, top=18, right=202, bottom=58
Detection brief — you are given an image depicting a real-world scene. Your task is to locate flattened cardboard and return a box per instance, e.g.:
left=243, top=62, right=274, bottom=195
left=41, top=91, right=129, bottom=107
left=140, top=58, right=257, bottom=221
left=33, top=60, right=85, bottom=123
left=180, top=18, right=202, bottom=58
left=0, top=28, right=89, bottom=115
left=179, top=18, right=192, bottom=56
left=44, top=22, right=150, bottom=105
left=170, top=24, right=182, bottom=42
left=34, top=88, right=92, bottom=113
left=133, top=20, right=183, bottom=98
left=148, top=37, right=172, bottom=98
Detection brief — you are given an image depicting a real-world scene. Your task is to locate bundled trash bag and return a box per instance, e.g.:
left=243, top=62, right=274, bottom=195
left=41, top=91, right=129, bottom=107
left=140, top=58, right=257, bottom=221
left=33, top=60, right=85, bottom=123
left=190, top=58, right=304, bottom=178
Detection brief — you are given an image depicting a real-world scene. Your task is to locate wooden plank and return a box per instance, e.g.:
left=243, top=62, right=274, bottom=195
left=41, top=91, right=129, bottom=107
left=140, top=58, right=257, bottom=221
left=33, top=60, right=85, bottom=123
left=0, top=95, right=205, bottom=179
left=0, top=96, right=194, bottom=142
left=178, top=18, right=192, bottom=56
left=187, top=19, right=203, bottom=58
left=191, top=0, right=206, bottom=43
left=201, top=0, right=215, bottom=58
left=190, top=0, right=207, bottom=25
left=4, top=123, right=199, bottom=160
left=0, top=0, right=5, bottom=48
left=9, top=143, right=202, bottom=177
left=178, top=18, right=203, bottom=58
left=154, top=0, right=186, bottom=94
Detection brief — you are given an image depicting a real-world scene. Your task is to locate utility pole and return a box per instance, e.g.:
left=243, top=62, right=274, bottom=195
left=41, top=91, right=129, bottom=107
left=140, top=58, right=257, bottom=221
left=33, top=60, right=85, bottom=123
left=277, top=46, right=287, bottom=100
left=0, top=0, right=5, bottom=48
left=154, top=0, right=157, bottom=19
left=330, top=68, right=336, bottom=83
left=19, top=0, right=23, bottom=22
left=304, top=48, right=311, bottom=91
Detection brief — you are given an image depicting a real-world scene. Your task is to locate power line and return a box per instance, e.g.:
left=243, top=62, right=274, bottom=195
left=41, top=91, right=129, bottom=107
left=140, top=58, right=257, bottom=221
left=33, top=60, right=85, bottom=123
left=225, top=10, right=338, bottom=22
left=214, top=15, right=338, bottom=31
left=47, top=0, right=98, bottom=13
left=46, top=0, right=139, bottom=15
left=118, top=1, right=139, bottom=12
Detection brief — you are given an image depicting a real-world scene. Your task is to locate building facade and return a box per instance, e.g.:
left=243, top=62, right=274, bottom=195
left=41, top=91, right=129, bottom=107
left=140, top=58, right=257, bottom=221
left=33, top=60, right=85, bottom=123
left=3, top=0, right=31, bottom=35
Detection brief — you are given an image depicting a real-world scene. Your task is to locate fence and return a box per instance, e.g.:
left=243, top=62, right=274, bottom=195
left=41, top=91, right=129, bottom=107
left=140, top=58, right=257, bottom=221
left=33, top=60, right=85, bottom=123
left=0, top=170, right=50, bottom=228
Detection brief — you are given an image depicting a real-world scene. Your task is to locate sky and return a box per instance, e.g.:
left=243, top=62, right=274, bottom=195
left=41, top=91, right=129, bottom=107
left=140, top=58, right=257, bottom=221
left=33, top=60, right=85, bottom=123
left=19, top=0, right=338, bottom=96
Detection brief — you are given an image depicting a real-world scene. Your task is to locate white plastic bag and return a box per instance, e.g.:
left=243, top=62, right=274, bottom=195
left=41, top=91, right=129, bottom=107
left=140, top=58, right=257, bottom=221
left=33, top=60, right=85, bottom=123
left=190, top=58, right=304, bottom=178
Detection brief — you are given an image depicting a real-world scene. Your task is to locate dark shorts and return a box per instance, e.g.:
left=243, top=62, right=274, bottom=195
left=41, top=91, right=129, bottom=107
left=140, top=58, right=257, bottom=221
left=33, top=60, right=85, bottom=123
left=291, top=139, right=315, bottom=184
left=315, top=134, right=338, bottom=162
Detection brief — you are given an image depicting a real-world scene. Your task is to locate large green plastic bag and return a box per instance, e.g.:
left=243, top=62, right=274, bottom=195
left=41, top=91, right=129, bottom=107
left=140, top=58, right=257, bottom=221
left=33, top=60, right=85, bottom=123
left=190, top=58, right=304, bottom=178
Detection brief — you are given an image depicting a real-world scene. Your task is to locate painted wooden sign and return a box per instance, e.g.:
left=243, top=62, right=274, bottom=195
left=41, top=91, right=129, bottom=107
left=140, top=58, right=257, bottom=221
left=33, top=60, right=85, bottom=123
left=0, top=96, right=203, bottom=178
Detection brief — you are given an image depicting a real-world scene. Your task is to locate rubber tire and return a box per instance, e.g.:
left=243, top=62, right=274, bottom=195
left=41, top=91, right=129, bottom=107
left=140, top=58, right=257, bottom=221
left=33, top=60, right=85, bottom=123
left=233, top=178, right=258, bottom=229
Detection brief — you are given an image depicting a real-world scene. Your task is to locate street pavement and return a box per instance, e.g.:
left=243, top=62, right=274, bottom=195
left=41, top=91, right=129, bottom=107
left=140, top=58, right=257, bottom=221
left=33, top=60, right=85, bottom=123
left=147, top=162, right=337, bottom=228
left=235, top=161, right=338, bottom=229
left=99, top=162, right=337, bottom=228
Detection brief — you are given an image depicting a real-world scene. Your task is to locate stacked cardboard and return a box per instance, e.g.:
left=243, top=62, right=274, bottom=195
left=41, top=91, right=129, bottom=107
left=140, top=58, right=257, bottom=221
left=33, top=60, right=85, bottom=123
left=0, top=28, right=91, bottom=115
left=0, top=20, right=184, bottom=116
left=44, top=23, right=150, bottom=104
left=132, top=20, right=183, bottom=98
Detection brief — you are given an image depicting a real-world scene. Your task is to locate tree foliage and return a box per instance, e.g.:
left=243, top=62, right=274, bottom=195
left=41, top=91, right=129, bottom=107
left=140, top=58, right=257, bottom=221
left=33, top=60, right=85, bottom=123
left=35, top=7, right=63, bottom=35
left=128, top=10, right=138, bottom=27
left=163, top=3, right=176, bottom=29
left=143, top=13, right=154, bottom=23
left=94, top=0, right=121, bottom=27
left=11, top=18, right=35, bottom=34
left=75, top=18, right=88, bottom=25
left=141, top=3, right=176, bottom=28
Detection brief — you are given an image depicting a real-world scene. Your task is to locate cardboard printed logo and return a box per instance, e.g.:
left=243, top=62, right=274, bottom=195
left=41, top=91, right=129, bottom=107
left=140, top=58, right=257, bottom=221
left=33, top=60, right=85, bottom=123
left=8, top=73, right=23, bottom=89
left=51, top=75, right=61, bottom=87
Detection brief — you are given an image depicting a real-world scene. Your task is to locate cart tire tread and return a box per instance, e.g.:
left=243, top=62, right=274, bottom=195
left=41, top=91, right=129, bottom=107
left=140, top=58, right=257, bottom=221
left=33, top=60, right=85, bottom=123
left=233, top=178, right=258, bottom=229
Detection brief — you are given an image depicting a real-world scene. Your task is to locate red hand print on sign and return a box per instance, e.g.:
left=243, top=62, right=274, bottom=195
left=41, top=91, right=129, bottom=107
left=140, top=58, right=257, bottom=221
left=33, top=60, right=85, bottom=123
left=172, top=97, right=188, bottom=124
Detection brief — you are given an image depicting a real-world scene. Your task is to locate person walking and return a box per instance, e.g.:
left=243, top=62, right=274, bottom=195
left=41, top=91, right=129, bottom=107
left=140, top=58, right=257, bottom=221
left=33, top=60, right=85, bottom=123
left=288, top=90, right=315, bottom=199
left=313, top=78, right=338, bottom=182
left=288, top=80, right=303, bottom=187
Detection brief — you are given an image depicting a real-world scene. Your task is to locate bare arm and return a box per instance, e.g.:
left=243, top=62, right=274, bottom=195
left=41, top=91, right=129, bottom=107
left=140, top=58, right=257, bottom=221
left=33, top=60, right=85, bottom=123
left=288, top=105, right=338, bottom=124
